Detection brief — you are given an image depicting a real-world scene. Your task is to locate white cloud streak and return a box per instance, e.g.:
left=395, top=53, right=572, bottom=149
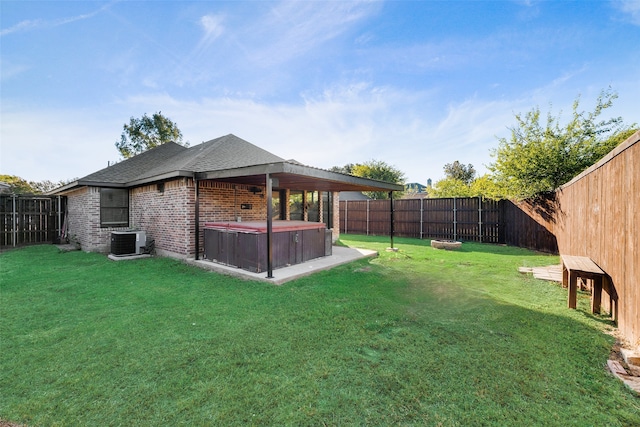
left=613, top=0, right=640, bottom=25
left=3, top=75, right=638, bottom=185
left=240, top=0, right=380, bottom=67
left=198, top=14, right=225, bottom=48
left=0, top=2, right=113, bottom=37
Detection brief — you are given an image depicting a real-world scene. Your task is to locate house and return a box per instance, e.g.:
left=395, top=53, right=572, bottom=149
left=403, top=182, right=430, bottom=199
left=51, top=134, right=402, bottom=268
left=339, top=191, right=371, bottom=201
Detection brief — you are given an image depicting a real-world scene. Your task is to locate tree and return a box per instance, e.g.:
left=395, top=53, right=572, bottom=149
left=430, top=177, right=472, bottom=198
left=431, top=161, right=479, bottom=198
left=329, top=164, right=355, bottom=175
left=443, top=161, right=476, bottom=184
left=0, top=175, right=72, bottom=194
left=489, top=88, right=635, bottom=199
left=115, top=111, right=186, bottom=159
left=469, top=175, right=507, bottom=200
left=0, top=175, right=37, bottom=194
left=333, top=160, right=406, bottom=199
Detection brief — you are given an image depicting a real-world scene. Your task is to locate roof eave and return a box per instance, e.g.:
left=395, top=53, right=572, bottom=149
left=197, top=162, right=404, bottom=192
left=281, top=162, right=404, bottom=192
left=125, top=170, right=194, bottom=187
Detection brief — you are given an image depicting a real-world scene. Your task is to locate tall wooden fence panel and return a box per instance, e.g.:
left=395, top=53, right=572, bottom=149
left=340, top=197, right=502, bottom=243
left=547, top=131, right=639, bottom=346
left=501, top=200, right=558, bottom=253
left=0, top=195, right=65, bottom=248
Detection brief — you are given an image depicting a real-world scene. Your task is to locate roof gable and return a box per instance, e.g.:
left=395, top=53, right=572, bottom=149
left=80, top=142, right=188, bottom=185
left=133, top=134, right=285, bottom=181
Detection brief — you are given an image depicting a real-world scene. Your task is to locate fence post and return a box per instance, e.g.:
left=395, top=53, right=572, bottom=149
left=57, top=195, right=62, bottom=242
left=366, top=199, right=370, bottom=236
left=344, top=200, right=348, bottom=234
left=420, top=198, right=424, bottom=239
left=12, top=194, right=17, bottom=247
left=389, top=192, right=394, bottom=249
left=478, top=196, right=483, bottom=243
left=453, top=197, right=457, bottom=241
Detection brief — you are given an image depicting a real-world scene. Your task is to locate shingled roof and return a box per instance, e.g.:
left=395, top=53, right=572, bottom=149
left=60, top=134, right=284, bottom=187
left=52, top=133, right=403, bottom=194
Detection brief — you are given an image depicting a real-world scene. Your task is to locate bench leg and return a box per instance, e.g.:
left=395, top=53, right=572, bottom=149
left=568, top=271, right=577, bottom=309
left=591, top=276, right=602, bottom=314
left=562, top=264, right=568, bottom=288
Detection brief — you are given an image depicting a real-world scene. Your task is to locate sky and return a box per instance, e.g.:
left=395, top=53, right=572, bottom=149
left=1, top=0, right=639, bottom=186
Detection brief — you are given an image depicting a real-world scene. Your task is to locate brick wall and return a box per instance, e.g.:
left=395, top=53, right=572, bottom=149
left=66, top=186, right=131, bottom=253
left=66, top=178, right=339, bottom=257
left=131, top=178, right=195, bottom=257
left=130, top=179, right=270, bottom=257
left=197, top=181, right=269, bottom=255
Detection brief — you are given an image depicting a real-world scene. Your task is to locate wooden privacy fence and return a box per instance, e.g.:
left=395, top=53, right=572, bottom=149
left=340, top=197, right=502, bottom=243
left=339, top=197, right=558, bottom=252
left=0, top=195, right=66, bottom=248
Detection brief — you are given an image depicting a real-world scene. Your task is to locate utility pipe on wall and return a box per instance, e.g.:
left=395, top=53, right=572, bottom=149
left=194, top=175, right=200, bottom=260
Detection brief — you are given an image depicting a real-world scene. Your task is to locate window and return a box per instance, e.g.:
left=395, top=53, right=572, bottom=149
left=100, top=188, right=129, bottom=227
left=289, top=191, right=304, bottom=220
left=307, top=191, right=320, bottom=222
left=271, top=190, right=286, bottom=220
left=322, top=192, right=333, bottom=229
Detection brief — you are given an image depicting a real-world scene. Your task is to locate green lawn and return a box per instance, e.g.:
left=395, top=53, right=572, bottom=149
left=1, top=236, right=638, bottom=426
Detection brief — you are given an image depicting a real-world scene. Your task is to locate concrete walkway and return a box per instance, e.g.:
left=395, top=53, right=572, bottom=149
left=186, top=246, right=378, bottom=285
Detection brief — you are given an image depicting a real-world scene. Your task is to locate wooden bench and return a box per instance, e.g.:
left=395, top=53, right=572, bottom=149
left=561, top=255, right=613, bottom=317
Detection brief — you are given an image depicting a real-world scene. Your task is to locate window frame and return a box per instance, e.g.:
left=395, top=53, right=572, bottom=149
left=100, top=188, right=129, bottom=228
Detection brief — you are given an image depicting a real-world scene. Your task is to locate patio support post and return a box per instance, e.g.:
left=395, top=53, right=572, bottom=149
left=389, top=191, right=394, bottom=249
left=194, top=175, right=200, bottom=260
left=266, top=173, right=274, bottom=279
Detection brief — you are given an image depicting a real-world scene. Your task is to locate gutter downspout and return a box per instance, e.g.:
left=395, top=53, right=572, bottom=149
left=194, top=174, right=200, bottom=260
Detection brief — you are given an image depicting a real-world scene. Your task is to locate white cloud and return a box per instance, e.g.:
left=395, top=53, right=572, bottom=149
left=0, top=104, right=124, bottom=182
left=0, top=60, right=30, bottom=81
left=0, top=19, right=42, bottom=36
left=198, top=14, right=225, bottom=47
left=0, top=3, right=113, bottom=37
left=613, top=0, right=640, bottom=25
left=241, top=0, right=380, bottom=67
left=4, top=68, right=638, bottom=185
left=116, top=84, right=507, bottom=184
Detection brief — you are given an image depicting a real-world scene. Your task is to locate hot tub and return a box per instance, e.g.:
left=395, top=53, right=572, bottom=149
left=203, top=221, right=332, bottom=273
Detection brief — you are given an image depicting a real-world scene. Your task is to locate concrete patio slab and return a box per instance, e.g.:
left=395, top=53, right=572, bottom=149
left=186, top=246, right=378, bottom=285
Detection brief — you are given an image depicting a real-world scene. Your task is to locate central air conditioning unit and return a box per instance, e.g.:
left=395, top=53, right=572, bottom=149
left=110, top=231, right=147, bottom=256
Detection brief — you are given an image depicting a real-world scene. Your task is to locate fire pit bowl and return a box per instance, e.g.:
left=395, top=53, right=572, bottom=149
left=430, top=240, right=462, bottom=250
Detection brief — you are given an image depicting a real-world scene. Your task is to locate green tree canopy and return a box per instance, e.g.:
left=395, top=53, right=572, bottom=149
left=430, top=177, right=472, bottom=198
left=328, top=163, right=355, bottom=175
left=489, top=88, right=636, bottom=200
left=0, top=175, right=37, bottom=194
left=332, top=160, right=406, bottom=199
left=431, top=174, right=507, bottom=200
left=0, top=175, right=71, bottom=194
left=443, top=161, right=476, bottom=184
left=115, top=111, right=186, bottom=159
